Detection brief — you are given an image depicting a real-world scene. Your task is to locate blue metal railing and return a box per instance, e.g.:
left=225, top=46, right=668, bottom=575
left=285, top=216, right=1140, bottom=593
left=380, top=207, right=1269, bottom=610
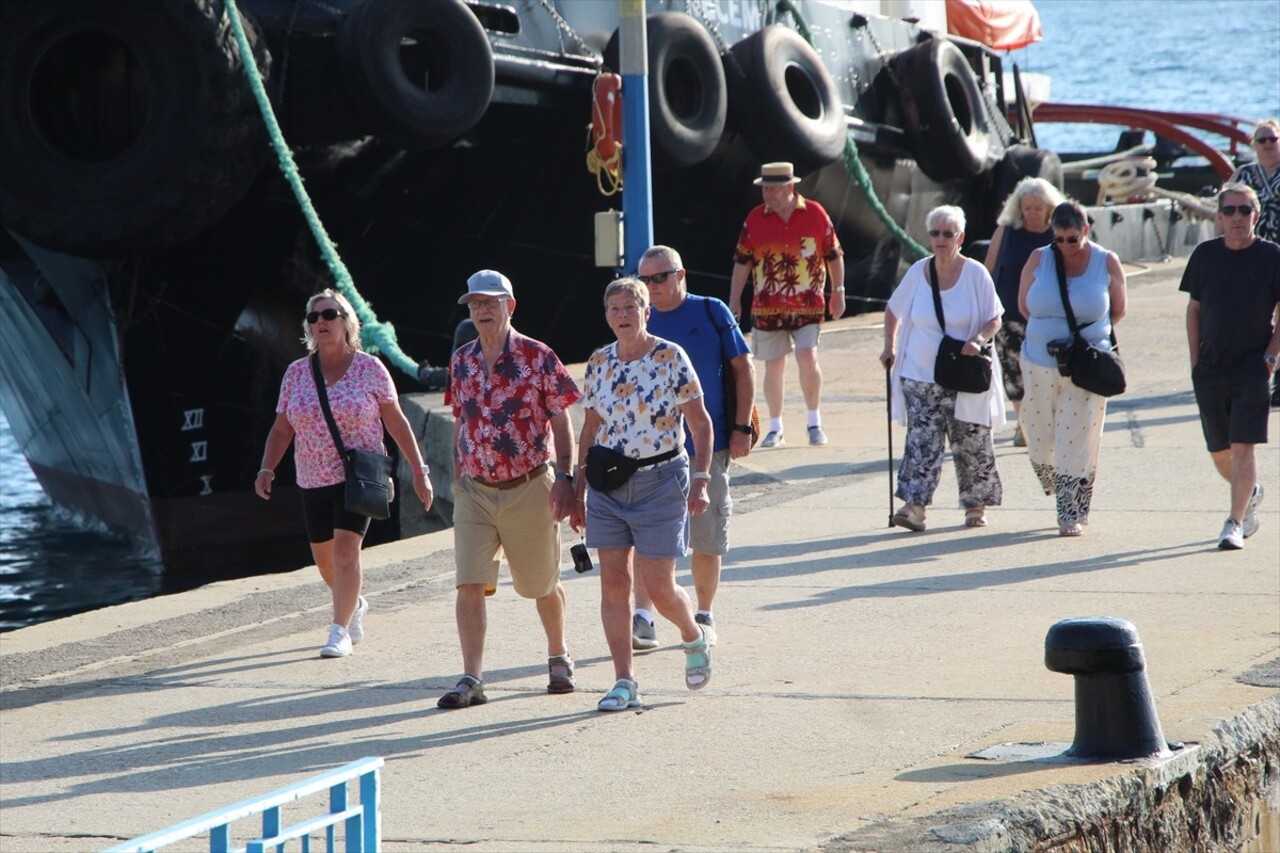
left=102, top=757, right=383, bottom=853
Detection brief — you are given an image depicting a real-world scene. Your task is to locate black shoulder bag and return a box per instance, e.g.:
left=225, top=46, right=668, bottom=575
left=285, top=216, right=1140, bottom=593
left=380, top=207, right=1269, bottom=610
left=929, top=257, right=994, bottom=394
left=1049, top=246, right=1126, bottom=397
left=311, top=354, right=393, bottom=519
left=701, top=298, right=760, bottom=449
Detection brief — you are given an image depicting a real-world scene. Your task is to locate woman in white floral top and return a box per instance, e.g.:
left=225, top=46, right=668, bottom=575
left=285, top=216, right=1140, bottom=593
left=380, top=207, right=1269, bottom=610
left=571, top=278, right=714, bottom=712
left=255, top=289, right=433, bottom=659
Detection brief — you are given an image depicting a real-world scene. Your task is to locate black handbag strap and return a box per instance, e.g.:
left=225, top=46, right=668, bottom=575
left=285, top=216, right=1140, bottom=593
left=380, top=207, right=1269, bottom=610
left=927, top=256, right=948, bottom=334
left=310, top=354, right=348, bottom=459
left=1051, top=245, right=1115, bottom=344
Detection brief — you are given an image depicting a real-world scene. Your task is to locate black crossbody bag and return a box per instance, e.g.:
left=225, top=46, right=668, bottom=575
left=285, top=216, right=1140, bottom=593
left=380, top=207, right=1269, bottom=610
left=928, top=257, right=994, bottom=394
left=311, top=354, right=393, bottom=519
left=1048, top=246, right=1126, bottom=397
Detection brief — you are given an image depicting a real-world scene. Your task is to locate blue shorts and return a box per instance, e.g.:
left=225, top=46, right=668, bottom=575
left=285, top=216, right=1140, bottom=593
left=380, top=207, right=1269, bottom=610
left=585, top=458, right=690, bottom=559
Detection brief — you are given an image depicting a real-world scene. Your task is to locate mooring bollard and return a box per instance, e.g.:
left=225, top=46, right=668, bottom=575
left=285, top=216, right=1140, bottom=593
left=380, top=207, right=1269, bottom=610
left=1044, top=616, right=1170, bottom=760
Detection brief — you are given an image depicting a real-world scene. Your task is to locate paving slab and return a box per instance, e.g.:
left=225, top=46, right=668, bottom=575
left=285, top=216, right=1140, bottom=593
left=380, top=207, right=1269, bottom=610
left=1, top=257, right=1277, bottom=852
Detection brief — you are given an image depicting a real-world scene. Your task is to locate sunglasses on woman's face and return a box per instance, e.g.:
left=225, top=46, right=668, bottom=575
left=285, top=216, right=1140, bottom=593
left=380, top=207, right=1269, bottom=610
left=1254, top=135, right=1278, bottom=144
left=1053, top=235, right=1081, bottom=245
left=927, top=229, right=957, bottom=239
left=306, top=308, right=343, bottom=324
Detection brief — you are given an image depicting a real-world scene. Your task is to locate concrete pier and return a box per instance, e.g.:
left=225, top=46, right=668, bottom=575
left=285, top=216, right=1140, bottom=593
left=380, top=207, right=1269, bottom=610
left=2, top=256, right=1277, bottom=851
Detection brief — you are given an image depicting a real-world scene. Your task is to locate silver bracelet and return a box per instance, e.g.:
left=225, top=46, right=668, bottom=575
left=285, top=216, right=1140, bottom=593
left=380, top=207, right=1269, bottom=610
left=692, top=471, right=711, bottom=481
left=257, top=469, right=275, bottom=480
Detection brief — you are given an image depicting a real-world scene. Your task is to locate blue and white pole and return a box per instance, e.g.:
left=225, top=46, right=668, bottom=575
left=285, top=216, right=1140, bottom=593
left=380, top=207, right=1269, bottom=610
left=619, top=0, right=653, bottom=274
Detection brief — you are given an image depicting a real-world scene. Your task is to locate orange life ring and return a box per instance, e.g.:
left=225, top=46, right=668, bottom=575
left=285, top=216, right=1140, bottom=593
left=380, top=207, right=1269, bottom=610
left=587, top=72, right=623, bottom=195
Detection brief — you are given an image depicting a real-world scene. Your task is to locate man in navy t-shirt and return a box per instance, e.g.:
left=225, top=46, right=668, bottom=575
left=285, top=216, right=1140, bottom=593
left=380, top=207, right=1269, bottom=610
left=1180, top=183, right=1280, bottom=550
left=630, top=245, right=754, bottom=648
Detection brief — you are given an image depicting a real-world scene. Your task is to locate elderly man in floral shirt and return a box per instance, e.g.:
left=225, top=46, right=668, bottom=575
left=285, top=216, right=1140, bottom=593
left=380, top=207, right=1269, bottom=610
left=437, top=270, right=582, bottom=709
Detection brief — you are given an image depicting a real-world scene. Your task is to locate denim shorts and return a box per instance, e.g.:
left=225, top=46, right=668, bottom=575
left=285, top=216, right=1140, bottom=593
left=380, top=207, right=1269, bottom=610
left=585, top=458, right=690, bottom=559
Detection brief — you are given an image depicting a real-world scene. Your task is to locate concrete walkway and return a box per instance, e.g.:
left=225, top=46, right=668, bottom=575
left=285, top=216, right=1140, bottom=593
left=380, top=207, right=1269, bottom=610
left=1, top=257, right=1277, bottom=851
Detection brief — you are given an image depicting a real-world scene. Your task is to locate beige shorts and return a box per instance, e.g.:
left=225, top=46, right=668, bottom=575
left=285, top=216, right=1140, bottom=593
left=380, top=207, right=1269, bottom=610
left=752, top=324, right=820, bottom=360
left=452, top=467, right=561, bottom=599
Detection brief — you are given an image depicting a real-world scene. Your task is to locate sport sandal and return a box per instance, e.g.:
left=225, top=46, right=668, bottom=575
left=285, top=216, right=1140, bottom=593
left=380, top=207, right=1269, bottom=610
left=891, top=505, right=926, bottom=532
left=597, top=678, right=641, bottom=712
left=683, top=627, right=712, bottom=690
left=547, top=654, right=575, bottom=694
left=437, top=674, right=487, bottom=709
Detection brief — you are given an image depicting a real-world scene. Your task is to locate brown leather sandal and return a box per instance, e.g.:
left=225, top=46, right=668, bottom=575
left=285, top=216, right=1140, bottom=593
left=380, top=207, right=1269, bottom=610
left=437, top=674, right=487, bottom=709
left=547, top=654, right=575, bottom=694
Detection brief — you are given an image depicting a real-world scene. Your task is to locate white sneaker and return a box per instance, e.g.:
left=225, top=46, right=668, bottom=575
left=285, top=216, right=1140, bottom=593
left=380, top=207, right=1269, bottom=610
left=761, top=430, right=784, bottom=448
left=320, top=624, right=352, bottom=657
left=1243, top=484, right=1264, bottom=539
left=1218, top=518, right=1244, bottom=551
left=807, top=425, right=828, bottom=446
left=348, top=596, right=368, bottom=645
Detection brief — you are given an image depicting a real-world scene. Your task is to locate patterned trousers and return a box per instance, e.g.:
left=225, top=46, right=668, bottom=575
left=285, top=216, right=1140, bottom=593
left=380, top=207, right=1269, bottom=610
left=1020, top=358, right=1107, bottom=524
left=896, top=378, right=1003, bottom=508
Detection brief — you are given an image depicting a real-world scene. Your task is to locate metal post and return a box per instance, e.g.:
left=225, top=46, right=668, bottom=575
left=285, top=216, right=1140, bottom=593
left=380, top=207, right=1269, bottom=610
left=619, top=0, right=653, bottom=273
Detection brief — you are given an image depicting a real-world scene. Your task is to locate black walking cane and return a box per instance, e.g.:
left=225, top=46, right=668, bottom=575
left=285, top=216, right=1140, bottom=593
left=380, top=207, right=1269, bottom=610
left=885, top=363, right=895, bottom=527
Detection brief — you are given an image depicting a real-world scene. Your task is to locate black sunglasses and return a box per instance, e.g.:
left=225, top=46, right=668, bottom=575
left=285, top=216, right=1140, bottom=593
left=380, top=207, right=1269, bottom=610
left=1053, top=235, right=1082, bottom=244
left=306, top=308, right=344, bottom=324
left=1254, top=136, right=1278, bottom=144
left=637, top=269, right=680, bottom=285
left=927, top=229, right=957, bottom=239
left=1219, top=205, right=1255, bottom=217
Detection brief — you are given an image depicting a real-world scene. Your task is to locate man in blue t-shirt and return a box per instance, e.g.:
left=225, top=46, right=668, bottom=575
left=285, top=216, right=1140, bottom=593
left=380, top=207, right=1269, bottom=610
left=1180, top=183, right=1280, bottom=550
left=630, top=245, right=754, bottom=648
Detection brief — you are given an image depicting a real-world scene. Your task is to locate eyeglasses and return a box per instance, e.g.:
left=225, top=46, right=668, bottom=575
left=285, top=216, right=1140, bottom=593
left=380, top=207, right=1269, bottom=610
left=467, top=296, right=508, bottom=309
left=1053, top=235, right=1082, bottom=244
left=1254, top=136, right=1278, bottom=144
left=927, top=230, right=957, bottom=239
left=1219, top=205, right=1256, bottom=217
left=637, top=269, right=680, bottom=285
left=306, top=308, right=343, bottom=324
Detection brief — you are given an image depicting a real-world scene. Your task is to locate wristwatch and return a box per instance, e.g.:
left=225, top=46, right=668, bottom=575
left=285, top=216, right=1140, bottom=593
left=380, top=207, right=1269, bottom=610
left=557, top=470, right=574, bottom=482
left=1265, top=353, right=1278, bottom=368
left=732, top=423, right=753, bottom=435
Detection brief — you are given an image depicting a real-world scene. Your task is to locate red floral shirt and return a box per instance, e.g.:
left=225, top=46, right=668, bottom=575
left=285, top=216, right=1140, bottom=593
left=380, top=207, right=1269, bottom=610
left=446, top=330, right=581, bottom=481
left=734, top=195, right=843, bottom=330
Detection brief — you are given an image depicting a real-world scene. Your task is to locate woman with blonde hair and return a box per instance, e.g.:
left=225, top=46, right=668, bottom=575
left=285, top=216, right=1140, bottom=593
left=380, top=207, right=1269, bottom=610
left=984, top=176, right=1067, bottom=445
left=1229, top=119, right=1280, bottom=243
left=255, top=288, right=433, bottom=657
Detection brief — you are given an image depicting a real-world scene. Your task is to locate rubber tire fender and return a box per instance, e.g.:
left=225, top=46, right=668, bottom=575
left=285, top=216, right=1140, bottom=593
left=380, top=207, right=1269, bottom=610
left=891, top=37, right=993, bottom=183
left=604, top=12, right=727, bottom=170
left=725, top=25, right=846, bottom=175
left=0, top=0, right=269, bottom=257
left=338, top=0, right=494, bottom=150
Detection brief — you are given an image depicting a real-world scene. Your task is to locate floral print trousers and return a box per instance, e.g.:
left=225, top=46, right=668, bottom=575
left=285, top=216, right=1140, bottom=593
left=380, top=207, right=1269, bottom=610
left=1020, top=358, right=1107, bottom=525
left=897, top=378, right=1003, bottom=509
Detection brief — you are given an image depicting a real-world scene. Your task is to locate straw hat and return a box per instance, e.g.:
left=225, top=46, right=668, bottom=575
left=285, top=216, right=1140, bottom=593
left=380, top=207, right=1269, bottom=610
left=753, top=162, right=801, bottom=186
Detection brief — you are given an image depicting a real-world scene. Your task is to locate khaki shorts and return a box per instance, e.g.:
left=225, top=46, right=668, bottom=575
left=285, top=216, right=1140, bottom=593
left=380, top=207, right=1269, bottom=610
left=753, top=324, right=820, bottom=360
left=690, top=450, right=732, bottom=555
left=452, top=467, right=561, bottom=599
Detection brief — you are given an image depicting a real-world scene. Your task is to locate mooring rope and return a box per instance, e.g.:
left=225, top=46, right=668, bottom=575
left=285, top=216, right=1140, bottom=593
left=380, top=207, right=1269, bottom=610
left=221, top=0, right=425, bottom=380
left=775, top=0, right=929, bottom=261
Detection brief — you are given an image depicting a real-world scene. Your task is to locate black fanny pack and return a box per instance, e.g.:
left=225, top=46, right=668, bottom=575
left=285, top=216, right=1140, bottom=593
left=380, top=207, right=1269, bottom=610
left=585, top=445, right=680, bottom=493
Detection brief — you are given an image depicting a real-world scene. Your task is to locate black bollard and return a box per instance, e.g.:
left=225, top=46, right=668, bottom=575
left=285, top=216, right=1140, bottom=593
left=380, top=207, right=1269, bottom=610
left=1044, top=616, right=1170, bottom=760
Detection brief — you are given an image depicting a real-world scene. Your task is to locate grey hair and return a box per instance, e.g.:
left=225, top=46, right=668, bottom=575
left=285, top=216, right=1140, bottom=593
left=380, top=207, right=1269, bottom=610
left=1218, top=181, right=1260, bottom=210
left=301, top=289, right=362, bottom=353
left=925, top=205, right=966, bottom=233
left=639, top=244, right=683, bottom=270
left=603, top=277, right=649, bottom=309
left=996, top=177, right=1067, bottom=228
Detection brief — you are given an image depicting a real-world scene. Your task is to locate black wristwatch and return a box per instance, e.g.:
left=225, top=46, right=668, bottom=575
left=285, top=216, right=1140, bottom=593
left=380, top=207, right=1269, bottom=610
left=732, top=423, right=753, bottom=435
left=557, top=471, right=574, bottom=483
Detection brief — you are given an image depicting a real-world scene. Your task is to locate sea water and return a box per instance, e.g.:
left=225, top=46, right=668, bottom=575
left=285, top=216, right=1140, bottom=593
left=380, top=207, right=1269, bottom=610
left=1, top=0, right=1277, bottom=631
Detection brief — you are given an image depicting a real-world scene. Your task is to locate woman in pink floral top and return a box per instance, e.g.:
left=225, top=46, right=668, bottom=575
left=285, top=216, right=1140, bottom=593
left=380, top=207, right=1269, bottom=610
left=571, top=277, right=714, bottom=712
left=255, top=289, right=433, bottom=659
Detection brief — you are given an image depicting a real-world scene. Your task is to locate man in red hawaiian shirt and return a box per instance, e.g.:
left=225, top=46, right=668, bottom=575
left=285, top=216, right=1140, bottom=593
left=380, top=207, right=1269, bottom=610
left=729, top=162, right=845, bottom=448
left=437, top=270, right=582, bottom=709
